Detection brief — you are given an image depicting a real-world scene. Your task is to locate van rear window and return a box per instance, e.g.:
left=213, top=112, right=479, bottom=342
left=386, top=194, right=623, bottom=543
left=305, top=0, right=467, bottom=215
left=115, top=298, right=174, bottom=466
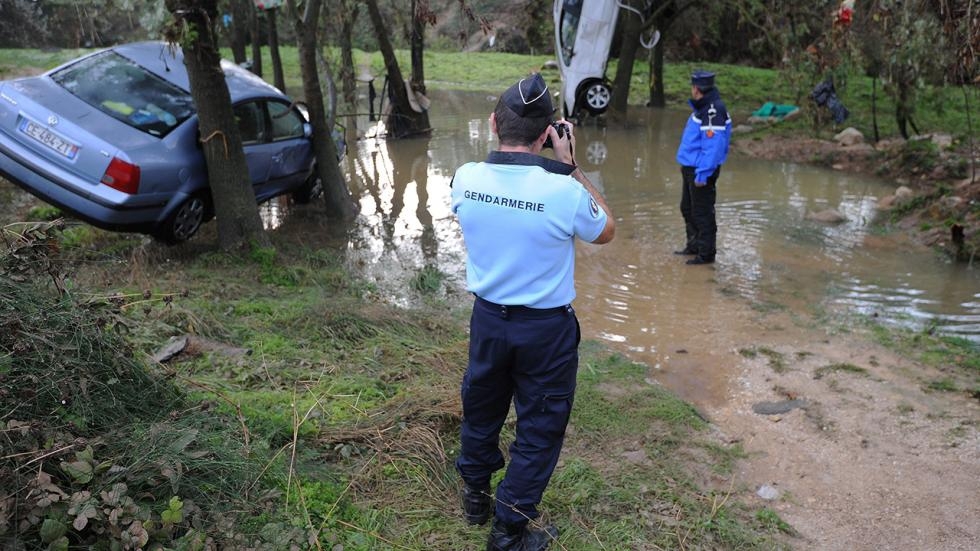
left=51, top=51, right=195, bottom=137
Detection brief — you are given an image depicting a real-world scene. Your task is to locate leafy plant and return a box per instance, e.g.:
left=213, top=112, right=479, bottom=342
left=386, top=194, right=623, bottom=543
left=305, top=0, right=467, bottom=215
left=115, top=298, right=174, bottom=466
left=411, top=264, right=444, bottom=294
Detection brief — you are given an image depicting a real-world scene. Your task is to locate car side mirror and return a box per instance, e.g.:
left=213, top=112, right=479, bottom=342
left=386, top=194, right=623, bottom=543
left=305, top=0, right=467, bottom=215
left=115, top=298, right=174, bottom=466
left=303, top=123, right=313, bottom=139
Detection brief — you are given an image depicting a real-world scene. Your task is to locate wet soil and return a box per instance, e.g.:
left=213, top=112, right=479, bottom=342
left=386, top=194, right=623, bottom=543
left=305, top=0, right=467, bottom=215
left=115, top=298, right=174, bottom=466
left=709, top=314, right=979, bottom=550
left=717, top=134, right=980, bottom=549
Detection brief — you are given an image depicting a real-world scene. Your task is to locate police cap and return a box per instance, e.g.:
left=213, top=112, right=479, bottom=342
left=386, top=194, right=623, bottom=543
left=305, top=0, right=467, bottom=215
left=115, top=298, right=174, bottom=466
left=500, top=73, right=555, bottom=118
left=691, top=70, right=716, bottom=89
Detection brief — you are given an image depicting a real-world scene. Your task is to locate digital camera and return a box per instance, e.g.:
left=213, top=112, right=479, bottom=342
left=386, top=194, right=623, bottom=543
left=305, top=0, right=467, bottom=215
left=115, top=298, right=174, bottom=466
left=542, top=121, right=569, bottom=149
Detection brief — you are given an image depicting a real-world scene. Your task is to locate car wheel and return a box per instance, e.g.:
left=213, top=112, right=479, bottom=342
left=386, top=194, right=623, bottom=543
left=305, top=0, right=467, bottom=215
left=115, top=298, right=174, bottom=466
left=292, top=170, right=323, bottom=204
left=156, top=195, right=207, bottom=244
left=581, top=81, right=612, bottom=114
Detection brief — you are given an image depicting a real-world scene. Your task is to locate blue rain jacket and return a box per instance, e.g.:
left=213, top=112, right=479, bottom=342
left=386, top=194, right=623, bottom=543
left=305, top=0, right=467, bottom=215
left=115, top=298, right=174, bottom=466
left=676, top=88, right=732, bottom=183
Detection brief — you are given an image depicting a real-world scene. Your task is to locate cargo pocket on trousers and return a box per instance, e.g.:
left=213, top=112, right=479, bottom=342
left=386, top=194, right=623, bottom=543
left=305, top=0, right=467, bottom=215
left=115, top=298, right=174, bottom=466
left=538, top=390, right=575, bottom=434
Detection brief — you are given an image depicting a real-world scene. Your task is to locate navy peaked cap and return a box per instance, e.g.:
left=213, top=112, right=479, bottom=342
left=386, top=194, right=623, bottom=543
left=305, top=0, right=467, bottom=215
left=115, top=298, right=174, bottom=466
left=501, top=73, right=555, bottom=118
left=691, top=70, right=715, bottom=88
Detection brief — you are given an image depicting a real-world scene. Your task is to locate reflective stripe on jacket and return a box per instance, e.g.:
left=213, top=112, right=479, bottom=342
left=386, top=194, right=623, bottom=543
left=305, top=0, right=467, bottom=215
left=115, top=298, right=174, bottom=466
left=676, top=89, right=732, bottom=183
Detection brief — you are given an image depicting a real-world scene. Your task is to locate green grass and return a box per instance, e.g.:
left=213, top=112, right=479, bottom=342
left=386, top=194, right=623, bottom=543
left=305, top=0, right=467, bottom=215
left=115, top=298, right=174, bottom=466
left=740, top=346, right=790, bottom=373
left=0, top=47, right=87, bottom=78
left=814, top=362, right=869, bottom=380
left=3, top=225, right=791, bottom=550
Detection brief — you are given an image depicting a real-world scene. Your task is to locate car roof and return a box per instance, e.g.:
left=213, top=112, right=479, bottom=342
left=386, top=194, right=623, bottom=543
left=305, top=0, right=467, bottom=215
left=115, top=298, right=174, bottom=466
left=106, top=41, right=287, bottom=104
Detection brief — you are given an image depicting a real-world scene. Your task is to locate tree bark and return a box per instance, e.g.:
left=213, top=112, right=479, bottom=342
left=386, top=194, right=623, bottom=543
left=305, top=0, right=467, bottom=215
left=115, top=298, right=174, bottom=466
left=338, top=0, right=359, bottom=140
left=365, top=0, right=430, bottom=138
left=229, top=0, right=248, bottom=64
left=287, top=0, right=357, bottom=220
left=267, top=7, right=285, bottom=93
left=871, top=76, right=880, bottom=143
left=164, top=0, right=270, bottom=250
left=249, top=3, right=263, bottom=77
left=410, top=0, right=426, bottom=96
left=609, top=0, right=644, bottom=121
left=648, top=24, right=666, bottom=107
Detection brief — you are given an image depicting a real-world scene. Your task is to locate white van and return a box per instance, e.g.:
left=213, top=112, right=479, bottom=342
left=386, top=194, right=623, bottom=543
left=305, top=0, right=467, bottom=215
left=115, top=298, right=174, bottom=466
left=553, top=0, right=620, bottom=119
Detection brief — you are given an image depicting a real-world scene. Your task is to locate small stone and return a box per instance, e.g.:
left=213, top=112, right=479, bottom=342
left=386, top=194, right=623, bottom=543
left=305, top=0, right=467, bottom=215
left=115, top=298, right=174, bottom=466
left=834, top=127, right=864, bottom=146
left=757, top=485, right=779, bottom=500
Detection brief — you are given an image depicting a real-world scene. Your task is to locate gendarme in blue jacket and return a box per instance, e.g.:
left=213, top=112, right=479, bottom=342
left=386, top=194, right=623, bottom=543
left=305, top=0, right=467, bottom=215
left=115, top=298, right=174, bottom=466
left=675, top=88, right=732, bottom=184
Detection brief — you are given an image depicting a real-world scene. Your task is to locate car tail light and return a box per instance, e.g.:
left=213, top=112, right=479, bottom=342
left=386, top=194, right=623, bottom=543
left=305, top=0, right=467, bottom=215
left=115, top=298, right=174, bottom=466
left=100, top=157, right=140, bottom=194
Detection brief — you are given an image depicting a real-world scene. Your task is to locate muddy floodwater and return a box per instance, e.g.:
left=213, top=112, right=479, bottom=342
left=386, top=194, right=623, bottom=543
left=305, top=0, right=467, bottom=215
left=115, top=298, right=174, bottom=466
left=326, top=89, right=979, bottom=404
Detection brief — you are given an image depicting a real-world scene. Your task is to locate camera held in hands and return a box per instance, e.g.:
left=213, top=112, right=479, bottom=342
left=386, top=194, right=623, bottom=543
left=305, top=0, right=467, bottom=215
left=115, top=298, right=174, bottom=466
left=542, top=121, right=569, bottom=149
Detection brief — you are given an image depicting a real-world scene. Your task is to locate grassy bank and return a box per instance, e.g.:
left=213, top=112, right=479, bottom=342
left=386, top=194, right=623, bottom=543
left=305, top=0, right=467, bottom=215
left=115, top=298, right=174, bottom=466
left=1, top=223, right=795, bottom=549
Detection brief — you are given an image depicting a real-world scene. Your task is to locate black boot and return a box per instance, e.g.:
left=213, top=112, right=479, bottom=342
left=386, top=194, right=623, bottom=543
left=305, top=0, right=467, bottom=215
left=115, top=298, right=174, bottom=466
left=685, top=255, right=715, bottom=265
left=486, top=518, right=559, bottom=551
left=461, top=484, right=492, bottom=525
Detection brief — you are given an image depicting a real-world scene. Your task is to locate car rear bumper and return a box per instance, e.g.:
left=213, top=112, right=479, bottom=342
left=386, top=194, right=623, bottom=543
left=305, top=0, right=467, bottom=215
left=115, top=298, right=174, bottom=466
left=0, top=147, right=164, bottom=233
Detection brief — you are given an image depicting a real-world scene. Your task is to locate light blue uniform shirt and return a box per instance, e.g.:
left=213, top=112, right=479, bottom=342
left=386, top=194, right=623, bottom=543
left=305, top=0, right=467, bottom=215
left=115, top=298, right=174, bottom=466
left=451, top=152, right=607, bottom=309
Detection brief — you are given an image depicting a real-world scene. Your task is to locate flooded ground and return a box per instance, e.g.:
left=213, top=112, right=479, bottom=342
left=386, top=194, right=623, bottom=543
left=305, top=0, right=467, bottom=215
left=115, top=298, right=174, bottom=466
left=328, top=90, right=979, bottom=550
left=324, top=89, right=980, bottom=402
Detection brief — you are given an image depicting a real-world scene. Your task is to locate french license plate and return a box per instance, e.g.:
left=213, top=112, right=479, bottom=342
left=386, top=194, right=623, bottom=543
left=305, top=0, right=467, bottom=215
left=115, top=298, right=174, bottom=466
left=19, top=118, right=79, bottom=160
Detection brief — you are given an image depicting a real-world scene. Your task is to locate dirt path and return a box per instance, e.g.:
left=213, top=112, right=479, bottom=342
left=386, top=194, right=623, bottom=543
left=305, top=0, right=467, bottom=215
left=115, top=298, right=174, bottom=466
left=707, top=133, right=978, bottom=549
left=706, top=315, right=980, bottom=549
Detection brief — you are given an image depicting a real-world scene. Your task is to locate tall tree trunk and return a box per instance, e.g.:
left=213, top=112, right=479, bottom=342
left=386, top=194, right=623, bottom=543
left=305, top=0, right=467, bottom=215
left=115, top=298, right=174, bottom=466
left=287, top=0, right=357, bottom=220
left=648, top=25, right=666, bottom=108
left=965, top=85, right=976, bottom=182
left=365, top=0, right=430, bottom=138
left=610, top=0, right=644, bottom=121
left=871, top=76, right=880, bottom=143
left=164, top=0, right=271, bottom=250
left=267, top=7, right=285, bottom=92
left=410, top=0, right=426, bottom=95
left=229, top=0, right=248, bottom=64
left=338, top=1, right=359, bottom=140
left=249, top=4, right=263, bottom=77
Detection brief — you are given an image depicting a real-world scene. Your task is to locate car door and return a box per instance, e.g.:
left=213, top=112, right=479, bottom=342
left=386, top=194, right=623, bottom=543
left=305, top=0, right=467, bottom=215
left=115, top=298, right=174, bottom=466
left=264, top=100, right=312, bottom=196
left=233, top=100, right=275, bottom=198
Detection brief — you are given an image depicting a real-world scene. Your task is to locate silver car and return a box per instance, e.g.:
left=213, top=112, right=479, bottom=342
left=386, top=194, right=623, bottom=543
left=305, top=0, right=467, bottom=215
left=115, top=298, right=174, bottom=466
left=0, top=41, right=330, bottom=243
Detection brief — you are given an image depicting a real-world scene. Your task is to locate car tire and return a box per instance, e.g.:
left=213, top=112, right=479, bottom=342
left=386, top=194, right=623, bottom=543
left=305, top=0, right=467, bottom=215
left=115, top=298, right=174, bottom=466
left=580, top=81, right=612, bottom=115
left=155, top=194, right=208, bottom=244
left=292, top=170, right=323, bottom=204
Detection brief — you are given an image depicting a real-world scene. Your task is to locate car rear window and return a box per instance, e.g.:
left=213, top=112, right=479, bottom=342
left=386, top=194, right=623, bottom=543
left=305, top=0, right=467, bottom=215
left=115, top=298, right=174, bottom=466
left=51, top=51, right=195, bottom=137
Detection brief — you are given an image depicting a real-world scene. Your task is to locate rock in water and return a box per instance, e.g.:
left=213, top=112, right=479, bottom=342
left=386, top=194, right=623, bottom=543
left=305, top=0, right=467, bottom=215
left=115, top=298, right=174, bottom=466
left=806, top=209, right=848, bottom=224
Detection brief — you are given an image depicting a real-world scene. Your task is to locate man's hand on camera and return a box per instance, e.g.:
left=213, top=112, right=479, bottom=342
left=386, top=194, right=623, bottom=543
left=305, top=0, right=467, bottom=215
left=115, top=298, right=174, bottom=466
left=548, top=120, right=576, bottom=166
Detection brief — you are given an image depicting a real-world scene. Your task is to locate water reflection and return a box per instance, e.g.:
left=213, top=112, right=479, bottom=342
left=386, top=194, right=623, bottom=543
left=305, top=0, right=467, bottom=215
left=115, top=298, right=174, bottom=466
left=337, top=89, right=980, bottom=347
left=342, top=132, right=464, bottom=306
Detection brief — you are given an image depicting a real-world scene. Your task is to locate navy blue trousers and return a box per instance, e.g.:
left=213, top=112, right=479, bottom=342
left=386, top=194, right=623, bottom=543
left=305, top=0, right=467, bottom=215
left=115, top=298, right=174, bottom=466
left=456, top=296, right=580, bottom=526
left=680, top=165, right=719, bottom=260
